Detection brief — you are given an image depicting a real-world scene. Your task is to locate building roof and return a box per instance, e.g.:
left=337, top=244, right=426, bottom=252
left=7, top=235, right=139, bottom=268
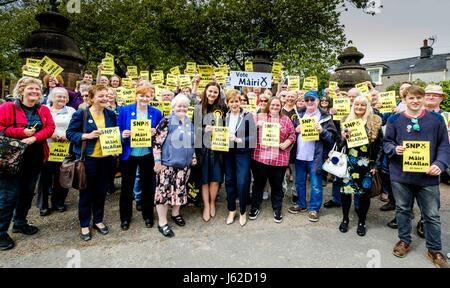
left=363, top=53, right=450, bottom=76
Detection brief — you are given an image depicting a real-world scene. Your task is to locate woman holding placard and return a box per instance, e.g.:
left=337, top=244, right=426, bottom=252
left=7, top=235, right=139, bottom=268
left=194, top=82, right=227, bottom=222
left=0, top=77, right=55, bottom=250
left=223, top=90, right=256, bottom=226
left=117, top=86, right=163, bottom=231
left=38, top=87, right=75, bottom=216
left=66, top=84, right=117, bottom=241
left=249, top=97, right=296, bottom=224
left=338, top=95, right=383, bottom=236
left=152, top=94, right=196, bottom=237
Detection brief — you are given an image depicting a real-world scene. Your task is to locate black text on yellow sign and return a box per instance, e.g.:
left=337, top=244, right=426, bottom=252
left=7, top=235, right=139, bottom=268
left=402, top=141, right=430, bottom=173
left=131, top=120, right=152, bottom=148
left=342, top=119, right=369, bottom=148
left=99, top=127, right=122, bottom=156
left=300, top=117, right=319, bottom=142
left=48, top=141, right=71, bottom=162
left=211, top=126, right=229, bottom=152
left=333, top=98, right=350, bottom=121
left=262, top=122, right=280, bottom=148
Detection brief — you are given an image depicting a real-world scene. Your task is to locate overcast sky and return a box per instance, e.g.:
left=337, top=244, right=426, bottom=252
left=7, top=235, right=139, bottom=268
left=340, top=0, right=450, bottom=64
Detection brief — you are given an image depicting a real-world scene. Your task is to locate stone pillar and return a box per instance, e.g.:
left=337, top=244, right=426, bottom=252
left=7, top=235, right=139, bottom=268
left=249, top=32, right=273, bottom=92
left=19, top=11, right=85, bottom=90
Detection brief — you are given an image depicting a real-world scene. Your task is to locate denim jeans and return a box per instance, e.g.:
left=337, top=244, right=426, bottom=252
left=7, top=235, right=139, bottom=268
left=295, top=160, right=323, bottom=212
left=392, top=182, right=442, bottom=252
left=133, top=167, right=141, bottom=202
left=224, top=150, right=251, bottom=214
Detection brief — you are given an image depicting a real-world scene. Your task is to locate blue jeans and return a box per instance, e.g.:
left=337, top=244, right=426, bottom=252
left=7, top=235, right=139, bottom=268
left=295, top=160, right=323, bottom=212
left=224, top=150, right=251, bottom=214
left=392, top=182, right=442, bottom=252
left=133, top=167, right=141, bottom=202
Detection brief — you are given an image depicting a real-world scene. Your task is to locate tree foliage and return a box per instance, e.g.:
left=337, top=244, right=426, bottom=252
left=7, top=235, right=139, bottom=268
left=0, top=0, right=373, bottom=79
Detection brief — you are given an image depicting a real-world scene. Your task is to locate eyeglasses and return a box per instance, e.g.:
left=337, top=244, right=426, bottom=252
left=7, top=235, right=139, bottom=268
left=305, top=98, right=316, bottom=102
left=260, top=100, right=268, bottom=103
left=411, top=118, right=420, bottom=132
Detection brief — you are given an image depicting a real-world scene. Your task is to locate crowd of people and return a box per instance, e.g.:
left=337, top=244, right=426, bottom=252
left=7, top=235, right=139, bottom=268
left=0, top=68, right=449, bottom=268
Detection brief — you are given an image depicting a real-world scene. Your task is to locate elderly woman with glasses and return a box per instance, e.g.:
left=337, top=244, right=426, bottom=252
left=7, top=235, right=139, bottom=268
left=78, top=84, right=92, bottom=110
left=38, top=87, right=76, bottom=216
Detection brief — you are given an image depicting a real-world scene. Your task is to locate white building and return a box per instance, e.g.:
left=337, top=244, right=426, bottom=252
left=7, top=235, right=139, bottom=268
left=363, top=40, right=450, bottom=91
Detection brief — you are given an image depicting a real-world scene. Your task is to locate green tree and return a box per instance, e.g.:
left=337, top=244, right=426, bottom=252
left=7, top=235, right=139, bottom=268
left=0, top=0, right=374, bottom=79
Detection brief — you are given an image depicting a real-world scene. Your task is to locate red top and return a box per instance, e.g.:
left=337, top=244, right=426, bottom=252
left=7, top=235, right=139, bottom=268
left=0, top=101, right=55, bottom=161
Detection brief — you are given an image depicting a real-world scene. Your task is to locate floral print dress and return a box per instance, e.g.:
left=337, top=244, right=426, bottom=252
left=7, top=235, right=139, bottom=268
left=153, top=117, right=191, bottom=206
left=341, top=144, right=373, bottom=196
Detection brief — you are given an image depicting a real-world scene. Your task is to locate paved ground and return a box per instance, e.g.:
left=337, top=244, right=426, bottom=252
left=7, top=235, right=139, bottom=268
left=0, top=180, right=449, bottom=268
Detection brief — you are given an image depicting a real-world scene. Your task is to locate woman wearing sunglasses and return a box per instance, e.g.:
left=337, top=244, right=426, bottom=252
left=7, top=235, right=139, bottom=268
left=339, top=95, right=383, bottom=237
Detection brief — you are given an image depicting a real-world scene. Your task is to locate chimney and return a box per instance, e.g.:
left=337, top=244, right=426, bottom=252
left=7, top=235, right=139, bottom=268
left=420, top=39, right=433, bottom=59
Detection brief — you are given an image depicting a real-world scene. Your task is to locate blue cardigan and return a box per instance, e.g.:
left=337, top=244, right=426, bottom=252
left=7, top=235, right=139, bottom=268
left=66, top=108, right=117, bottom=158
left=117, top=103, right=163, bottom=161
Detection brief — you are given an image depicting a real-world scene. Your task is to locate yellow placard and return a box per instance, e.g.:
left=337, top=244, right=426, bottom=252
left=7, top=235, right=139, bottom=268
left=245, top=60, right=253, bottom=72
left=197, top=65, right=214, bottom=77
left=140, top=71, right=149, bottom=79
left=402, top=141, right=430, bottom=173
left=127, top=66, right=138, bottom=78
left=288, top=76, right=300, bottom=91
left=48, top=141, right=71, bottom=162
left=240, top=104, right=254, bottom=113
left=300, top=117, right=319, bottom=142
left=333, top=98, right=351, bottom=121
left=379, top=91, right=397, bottom=113
left=211, top=126, right=229, bottom=152
left=99, top=127, right=122, bottom=156
left=262, top=122, right=280, bottom=148
left=178, top=75, right=191, bottom=87
left=166, top=74, right=178, bottom=87
left=272, top=62, right=282, bottom=74
left=162, top=101, right=172, bottom=116
left=342, top=119, right=369, bottom=148
left=329, top=81, right=339, bottom=89
left=122, top=88, right=136, bottom=105
left=122, top=78, right=133, bottom=88
left=105, top=52, right=114, bottom=59
left=101, top=58, right=115, bottom=76
left=355, top=82, right=370, bottom=93
left=23, top=58, right=42, bottom=78
left=40, top=56, right=64, bottom=77
left=170, top=66, right=181, bottom=76
left=131, top=120, right=152, bottom=148
left=303, top=76, right=318, bottom=91
left=185, top=62, right=197, bottom=74
left=151, top=72, right=164, bottom=84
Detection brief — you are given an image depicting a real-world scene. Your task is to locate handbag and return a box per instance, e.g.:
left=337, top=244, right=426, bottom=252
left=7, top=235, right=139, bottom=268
left=0, top=106, right=28, bottom=175
left=59, top=109, right=88, bottom=190
left=370, top=172, right=382, bottom=198
left=322, top=143, right=349, bottom=179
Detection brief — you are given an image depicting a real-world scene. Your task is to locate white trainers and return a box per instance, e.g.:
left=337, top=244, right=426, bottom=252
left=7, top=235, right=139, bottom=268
left=263, top=191, right=269, bottom=200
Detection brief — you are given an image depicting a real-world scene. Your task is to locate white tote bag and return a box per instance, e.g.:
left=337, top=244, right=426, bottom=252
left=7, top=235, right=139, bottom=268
left=322, top=143, right=349, bottom=179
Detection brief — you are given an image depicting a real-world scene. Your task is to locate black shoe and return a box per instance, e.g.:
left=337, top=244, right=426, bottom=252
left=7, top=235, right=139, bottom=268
left=12, top=224, right=38, bottom=236
left=121, top=221, right=130, bottom=231
left=0, top=233, right=15, bottom=251
left=171, top=215, right=186, bottom=227
left=291, top=195, right=298, bottom=205
left=52, top=204, right=67, bottom=213
left=387, top=218, right=398, bottom=229
left=380, top=202, right=396, bottom=211
left=416, top=221, right=425, bottom=239
left=248, top=207, right=260, bottom=220
left=136, top=201, right=142, bottom=212
left=339, top=220, right=349, bottom=233
left=93, top=224, right=109, bottom=235
left=40, top=209, right=51, bottom=217
left=144, top=218, right=154, bottom=228
left=158, top=224, right=174, bottom=238
left=324, top=200, right=341, bottom=208
left=357, top=222, right=366, bottom=237
left=80, top=231, right=92, bottom=241
left=273, top=210, right=283, bottom=223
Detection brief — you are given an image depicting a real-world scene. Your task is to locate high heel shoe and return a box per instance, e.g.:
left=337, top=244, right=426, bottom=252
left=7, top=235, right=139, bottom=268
left=239, top=213, right=247, bottom=227
left=210, top=205, right=216, bottom=218
left=202, top=207, right=211, bottom=222
left=226, top=211, right=236, bottom=225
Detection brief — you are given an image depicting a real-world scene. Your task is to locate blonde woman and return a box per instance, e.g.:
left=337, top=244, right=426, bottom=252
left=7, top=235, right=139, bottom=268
left=339, top=95, right=383, bottom=236
left=0, top=77, right=55, bottom=250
